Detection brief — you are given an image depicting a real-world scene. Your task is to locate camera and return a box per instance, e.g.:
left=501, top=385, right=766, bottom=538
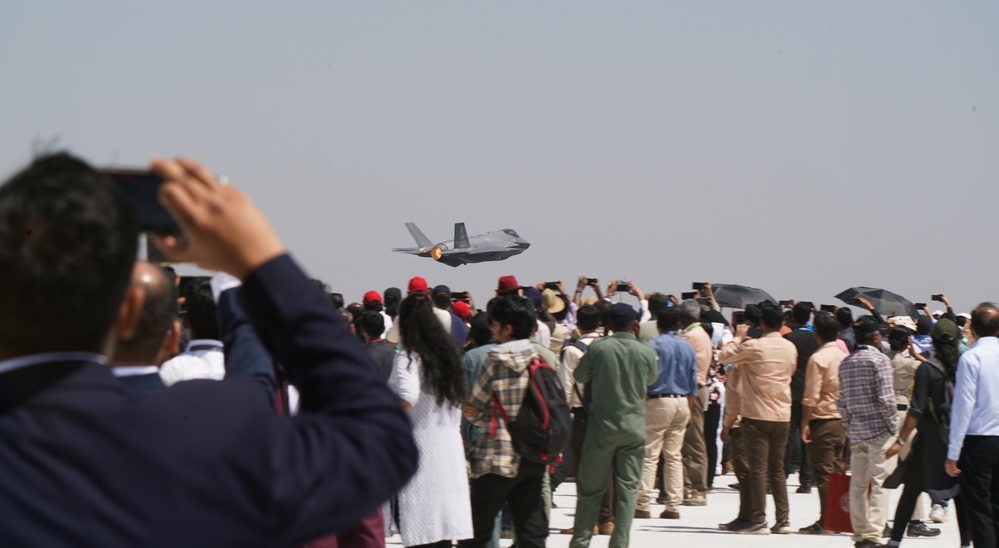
left=681, top=291, right=696, bottom=300
left=544, top=282, right=560, bottom=291
left=692, top=282, right=707, bottom=291
left=616, top=281, right=630, bottom=292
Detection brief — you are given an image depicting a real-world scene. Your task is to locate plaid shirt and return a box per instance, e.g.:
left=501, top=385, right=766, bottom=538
left=465, top=339, right=538, bottom=479
left=837, top=345, right=898, bottom=444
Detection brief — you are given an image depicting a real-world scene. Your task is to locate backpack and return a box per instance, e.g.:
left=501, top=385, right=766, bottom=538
left=924, top=357, right=955, bottom=444
left=561, top=339, right=593, bottom=411
left=490, top=355, right=572, bottom=464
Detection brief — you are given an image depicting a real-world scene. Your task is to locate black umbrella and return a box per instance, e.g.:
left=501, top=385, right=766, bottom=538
left=711, top=284, right=777, bottom=310
left=835, top=287, right=920, bottom=319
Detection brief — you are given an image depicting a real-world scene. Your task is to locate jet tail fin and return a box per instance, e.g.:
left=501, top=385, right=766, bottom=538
left=405, top=222, right=434, bottom=250
left=454, top=222, right=470, bottom=249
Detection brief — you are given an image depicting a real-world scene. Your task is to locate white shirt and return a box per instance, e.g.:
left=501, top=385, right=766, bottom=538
left=159, top=339, right=225, bottom=386
left=948, top=337, right=999, bottom=460
left=385, top=308, right=451, bottom=344
left=111, top=366, right=159, bottom=377
left=560, top=332, right=599, bottom=407
left=535, top=321, right=551, bottom=349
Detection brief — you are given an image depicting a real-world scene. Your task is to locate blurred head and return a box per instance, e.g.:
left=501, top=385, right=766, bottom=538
left=468, top=312, right=492, bottom=347
left=0, top=152, right=138, bottom=357
left=112, top=262, right=179, bottom=366
left=657, top=307, right=680, bottom=333
left=608, top=303, right=638, bottom=333
left=576, top=304, right=601, bottom=332
left=835, top=307, right=853, bottom=329
left=854, top=316, right=882, bottom=347
left=647, top=293, right=671, bottom=318
left=916, top=316, right=933, bottom=336
left=792, top=302, right=812, bottom=326
left=971, top=303, right=999, bottom=338
left=488, top=295, right=537, bottom=343
left=887, top=327, right=912, bottom=352
left=759, top=303, right=783, bottom=331
left=814, top=314, right=840, bottom=344
left=678, top=299, right=700, bottom=326
left=359, top=311, right=386, bottom=342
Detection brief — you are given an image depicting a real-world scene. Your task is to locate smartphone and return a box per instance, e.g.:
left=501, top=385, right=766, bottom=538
left=586, top=278, right=598, bottom=286
left=692, top=282, right=707, bottom=290
left=820, top=304, right=836, bottom=312
left=779, top=300, right=793, bottom=307
left=914, top=302, right=927, bottom=309
left=451, top=291, right=469, bottom=302
left=178, top=275, right=211, bottom=299
left=616, top=281, right=630, bottom=292
left=544, top=282, right=560, bottom=291
left=931, top=294, right=944, bottom=302
left=681, top=291, right=696, bottom=300
left=731, top=311, right=745, bottom=325
left=99, top=168, right=179, bottom=234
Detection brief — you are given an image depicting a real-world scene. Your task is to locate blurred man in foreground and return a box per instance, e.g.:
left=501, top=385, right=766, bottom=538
left=0, top=153, right=417, bottom=546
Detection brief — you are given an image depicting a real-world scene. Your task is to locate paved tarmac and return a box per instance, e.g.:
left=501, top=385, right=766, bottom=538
left=389, top=475, right=961, bottom=547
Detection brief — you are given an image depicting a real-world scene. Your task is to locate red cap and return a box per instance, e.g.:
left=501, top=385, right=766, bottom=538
left=408, top=276, right=429, bottom=294
left=453, top=301, right=471, bottom=319
left=496, top=275, right=521, bottom=295
left=363, top=290, right=382, bottom=306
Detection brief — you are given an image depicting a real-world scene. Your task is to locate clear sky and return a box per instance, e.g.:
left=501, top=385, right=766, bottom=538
left=2, top=2, right=997, bottom=313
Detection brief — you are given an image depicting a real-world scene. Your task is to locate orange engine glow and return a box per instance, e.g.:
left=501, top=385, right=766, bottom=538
left=431, top=247, right=443, bottom=260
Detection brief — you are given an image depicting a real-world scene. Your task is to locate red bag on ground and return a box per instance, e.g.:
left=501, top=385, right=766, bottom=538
left=825, top=472, right=853, bottom=533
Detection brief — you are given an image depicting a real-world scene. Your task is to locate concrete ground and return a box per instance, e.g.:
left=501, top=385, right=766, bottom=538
left=389, top=475, right=961, bottom=547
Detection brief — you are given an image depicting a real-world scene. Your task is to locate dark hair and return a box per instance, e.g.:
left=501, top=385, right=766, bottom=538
left=360, top=311, right=386, bottom=339
left=955, top=315, right=968, bottom=328
left=648, top=293, right=671, bottom=318
left=0, top=152, right=138, bottom=354
left=972, top=303, right=999, bottom=338
left=657, top=307, right=680, bottom=332
left=916, top=316, right=933, bottom=336
left=328, top=292, right=344, bottom=309
left=835, top=307, right=853, bottom=329
left=576, top=304, right=601, bottom=332
left=488, top=295, right=537, bottom=340
left=743, top=304, right=762, bottom=326
left=759, top=303, right=783, bottom=330
left=364, top=301, right=384, bottom=313
left=814, top=314, right=840, bottom=343
left=887, top=327, right=911, bottom=352
left=932, top=333, right=960, bottom=378
left=792, top=302, right=812, bottom=326
left=398, top=294, right=465, bottom=406
left=115, top=265, right=178, bottom=363
left=183, top=280, right=219, bottom=340
left=467, top=312, right=492, bottom=347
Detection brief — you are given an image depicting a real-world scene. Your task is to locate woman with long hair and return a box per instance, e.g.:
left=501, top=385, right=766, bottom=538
left=885, top=319, right=971, bottom=546
left=388, top=293, right=472, bottom=547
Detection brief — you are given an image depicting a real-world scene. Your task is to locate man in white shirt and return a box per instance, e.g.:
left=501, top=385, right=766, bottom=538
left=946, top=303, right=999, bottom=547
left=160, top=278, right=225, bottom=385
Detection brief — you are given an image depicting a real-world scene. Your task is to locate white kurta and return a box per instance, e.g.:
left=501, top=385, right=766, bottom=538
left=389, top=351, right=473, bottom=546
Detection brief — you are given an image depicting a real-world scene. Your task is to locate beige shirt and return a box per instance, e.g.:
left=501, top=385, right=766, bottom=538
left=801, top=341, right=846, bottom=420
left=724, top=364, right=743, bottom=429
left=682, top=324, right=713, bottom=386
left=718, top=332, right=797, bottom=422
left=559, top=332, right=599, bottom=407
left=889, top=350, right=921, bottom=406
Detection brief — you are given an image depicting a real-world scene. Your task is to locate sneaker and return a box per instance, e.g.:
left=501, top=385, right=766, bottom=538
left=735, top=522, right=771, bottom=535
left=660, top=509, right=680, bottom=519
left=598, top=522, right=615, bottom=535
left=796, top=484, right=812, bottom=494
left=771, top=522, right=792, bottom=534
left=683, top=495, right=707, bottom=506
left=799, top=520, right=833, bottom=534
left=906, top=522, right=941, bottom=538
left=882, top=524, right=892, bottom=537
left=719, top=518, right=751, bottom=531
left=930, top=503, right=948, bottom=523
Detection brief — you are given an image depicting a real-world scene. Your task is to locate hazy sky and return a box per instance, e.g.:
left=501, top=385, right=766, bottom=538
left=3, top=2, right=997, bottom=313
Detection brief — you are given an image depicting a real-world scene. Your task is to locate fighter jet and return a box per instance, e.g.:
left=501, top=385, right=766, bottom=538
left=392, top=222, right=530, bottom=267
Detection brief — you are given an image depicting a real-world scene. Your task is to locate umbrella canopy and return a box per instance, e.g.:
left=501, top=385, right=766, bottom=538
left=711, top=284, right=777, bottom=310
left=835, top=287, right=920, bottom=319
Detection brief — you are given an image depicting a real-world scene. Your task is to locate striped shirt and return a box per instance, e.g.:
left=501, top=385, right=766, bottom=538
left=837, top=345, right=898, bottom=444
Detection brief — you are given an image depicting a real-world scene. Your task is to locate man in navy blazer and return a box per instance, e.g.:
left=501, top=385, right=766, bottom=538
left=0, top=153, right=418, bottom=546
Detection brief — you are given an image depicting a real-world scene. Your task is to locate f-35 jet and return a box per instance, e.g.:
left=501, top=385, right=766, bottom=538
left=392, top=222, right=530, bottom=267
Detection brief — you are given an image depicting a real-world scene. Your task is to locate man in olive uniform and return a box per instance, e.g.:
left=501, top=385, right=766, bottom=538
left=569, top=303, right=659, bottom=548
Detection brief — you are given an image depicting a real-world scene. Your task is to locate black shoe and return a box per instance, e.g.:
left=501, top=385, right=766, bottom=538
left=798, top=520, right=833, bottom=534
left=796, top=484, right=812, bottom=494
left=854, top=541, right=881, bottom=548
left=906, top=522, right=942, bottom=538
left=719, top=518, right=751, bottom=531
left=728, top=482, right=740, bottom=491
left=882, top=524, right=892, bottom=538
left=734, top=521, right=770, bottom=535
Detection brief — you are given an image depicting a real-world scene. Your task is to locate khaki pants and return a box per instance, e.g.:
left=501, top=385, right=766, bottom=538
left=682, top=387, right=709, bottom=495
left=638, top=397, right=690, bottom=512
left=805, top=418, right=845, bottom=525
left=849, top=433, right=897, bottom=543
